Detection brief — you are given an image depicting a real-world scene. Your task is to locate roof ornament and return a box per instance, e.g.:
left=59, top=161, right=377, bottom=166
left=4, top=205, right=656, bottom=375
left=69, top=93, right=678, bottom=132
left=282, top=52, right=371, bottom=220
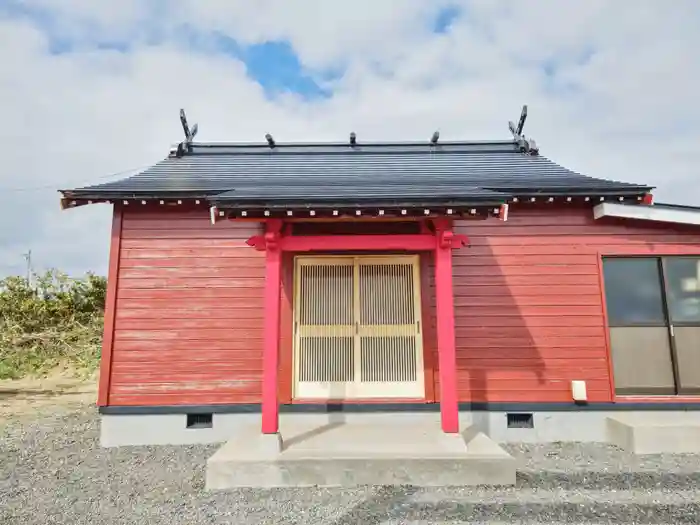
left=265, top=133, right=276, bottom=149
left=508, top=105, right=539, bottom=156
left=430, top=131, right=440, bottom=145
left=175, top=108, right=198, bottom=157
left=349, top=132, right=357, bottom=147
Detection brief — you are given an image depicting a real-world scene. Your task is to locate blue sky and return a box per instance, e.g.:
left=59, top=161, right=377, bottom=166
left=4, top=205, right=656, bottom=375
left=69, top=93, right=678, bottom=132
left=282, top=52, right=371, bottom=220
left=0, top=0, right=698, bottom=276
left=1, top=1, right=463, bottom=100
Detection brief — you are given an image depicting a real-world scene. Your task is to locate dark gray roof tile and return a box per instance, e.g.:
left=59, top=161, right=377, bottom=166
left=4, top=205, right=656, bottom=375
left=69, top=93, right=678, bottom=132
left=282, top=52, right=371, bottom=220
left=61, top=140, right=653, bottom=204
left=210, top=185, right=509, bottom=208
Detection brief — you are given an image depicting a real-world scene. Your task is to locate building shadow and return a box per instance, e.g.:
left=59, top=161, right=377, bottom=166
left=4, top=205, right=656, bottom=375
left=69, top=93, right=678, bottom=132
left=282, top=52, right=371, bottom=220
left=282, top=414, right=346, bottom=450
left=435, top=219, right=549, bottom=437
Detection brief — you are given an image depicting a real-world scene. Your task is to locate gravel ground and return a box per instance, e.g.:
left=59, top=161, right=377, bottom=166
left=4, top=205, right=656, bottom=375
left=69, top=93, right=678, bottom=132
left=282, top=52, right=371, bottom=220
left=2, top=406, right=700, bottom=524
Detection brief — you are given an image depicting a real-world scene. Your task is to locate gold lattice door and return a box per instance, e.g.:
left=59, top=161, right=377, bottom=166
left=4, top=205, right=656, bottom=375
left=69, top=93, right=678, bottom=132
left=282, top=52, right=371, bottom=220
left=293, top=255, right=425, bottom=399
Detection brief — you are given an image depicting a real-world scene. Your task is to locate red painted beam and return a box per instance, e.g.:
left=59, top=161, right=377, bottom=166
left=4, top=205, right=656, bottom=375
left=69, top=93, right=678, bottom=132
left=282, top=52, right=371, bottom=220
left=283, top=234, right=437, bottom=252
left=434, top=227, right=460, bottom=433
left=261, top=221, right=283, bottom=434
left=248, top=233, right=470, bottom=252
left=98, top=205, right=123, bottom=406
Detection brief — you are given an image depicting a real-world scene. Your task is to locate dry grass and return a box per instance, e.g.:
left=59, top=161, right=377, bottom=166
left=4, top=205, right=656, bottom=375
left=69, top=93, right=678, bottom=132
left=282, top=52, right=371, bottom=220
left=0, top=270, right=105, bottom=380
left=0, top=369, right=98, bottom=421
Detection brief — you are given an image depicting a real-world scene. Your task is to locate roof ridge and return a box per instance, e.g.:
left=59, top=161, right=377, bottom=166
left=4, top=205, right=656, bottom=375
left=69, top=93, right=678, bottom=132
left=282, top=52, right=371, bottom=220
left=167, top=140, right=528, bottom=159
left=181, top=139, right=518, bottom=147
left=170, top=105, right=540, bottom=158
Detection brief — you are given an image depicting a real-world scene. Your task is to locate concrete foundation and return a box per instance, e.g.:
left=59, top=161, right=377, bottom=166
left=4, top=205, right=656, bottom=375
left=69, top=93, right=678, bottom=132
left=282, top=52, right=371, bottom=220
left=100, top=412, right=261, bottom=447
left=100, top=409, right=700, bottom=447
left=607, top=413, right=700, bottom=454
left=205, top=420, right=516, bottom=489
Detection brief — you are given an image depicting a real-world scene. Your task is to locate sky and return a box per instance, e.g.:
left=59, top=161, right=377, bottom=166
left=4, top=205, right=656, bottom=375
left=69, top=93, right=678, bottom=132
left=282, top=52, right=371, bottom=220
left=0, top=0, right=699, bottom=278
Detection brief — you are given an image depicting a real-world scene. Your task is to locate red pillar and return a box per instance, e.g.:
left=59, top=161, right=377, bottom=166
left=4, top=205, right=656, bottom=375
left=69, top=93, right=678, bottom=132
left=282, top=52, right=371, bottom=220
left=434, top=224, right=459, bottom=434
left=261, top=221, right=283, bottom=434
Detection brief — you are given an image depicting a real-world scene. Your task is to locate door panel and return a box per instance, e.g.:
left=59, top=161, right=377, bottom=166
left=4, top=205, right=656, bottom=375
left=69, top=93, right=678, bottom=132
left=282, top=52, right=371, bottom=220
left=293, top=255, right=424, bottom=399
left=603, top=258, right=675, bottom=395
left=663, top=257, right=700, bottom=395
left=294, top=258, right=355, bottom=398
left=609, top=327, right=676, bottom=395
left=356, top=257, right=424, bottom=396
left=673, top=327, right=700, bottom=394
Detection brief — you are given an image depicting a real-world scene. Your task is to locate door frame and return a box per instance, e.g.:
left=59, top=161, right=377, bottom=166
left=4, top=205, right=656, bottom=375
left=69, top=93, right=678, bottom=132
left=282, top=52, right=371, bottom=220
left=290, top=253, right=427, bottom=401
left=249, top=217, right=466, bottom=434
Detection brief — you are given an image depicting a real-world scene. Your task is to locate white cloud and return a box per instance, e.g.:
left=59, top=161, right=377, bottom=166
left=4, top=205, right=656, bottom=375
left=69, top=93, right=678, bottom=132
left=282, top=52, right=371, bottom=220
left=0, top=0, right=698, bottom=276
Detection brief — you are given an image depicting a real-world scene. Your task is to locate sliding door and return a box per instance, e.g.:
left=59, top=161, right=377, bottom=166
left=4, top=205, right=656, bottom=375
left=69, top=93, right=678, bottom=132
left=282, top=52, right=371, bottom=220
left=603, top=258, right=675, bottom=395
left=603, top=256, right=700, bottom=396
left=293, top=255, right=425, bottom=400
left=663, top=258, right=700, bottom=394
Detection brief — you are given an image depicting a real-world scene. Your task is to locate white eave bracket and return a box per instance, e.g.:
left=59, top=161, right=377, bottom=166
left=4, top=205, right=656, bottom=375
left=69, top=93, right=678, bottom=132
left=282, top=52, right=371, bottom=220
left=593, top=202, right=700, bottom=226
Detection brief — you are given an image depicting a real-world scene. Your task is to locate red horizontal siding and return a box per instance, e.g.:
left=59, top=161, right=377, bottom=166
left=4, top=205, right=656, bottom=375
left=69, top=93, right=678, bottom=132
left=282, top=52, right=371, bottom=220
left=454, top=295, right=602, bottom=307
left=119, top=277, right=264, bottom=289
left=114, top=340, right=262, bottom=352
left=106, top=206, right=700, bottom=408
left=117, top=307, right=263, bottom=319
left=115, top=318, right=265, bottom=330
left=108, top=209, right=264, bottom=406
left=447, top=207, right=700, bottom=404
left=121, top=248, right=256, bottom=258
left=457, top=274, right=600, bottom=286
left=118, top=288, right=263, bottom=299
left=117, top=297, right=264, bottom=309
left=456, top=326, right=606, bottom=338
left=121, top=239, right=251, bottom=249
left=114, top=328, right=263, bottom=340
left=120, top=257, right=264, bottom=268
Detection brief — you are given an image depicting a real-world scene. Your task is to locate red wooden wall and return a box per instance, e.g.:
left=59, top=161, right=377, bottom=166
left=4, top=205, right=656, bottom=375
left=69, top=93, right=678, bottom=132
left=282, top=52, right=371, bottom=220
left=102, top=205, right=700, bottom=407
left=105, top=206, right=265, bottom=406
left=445, top=207, right=700, bottom=404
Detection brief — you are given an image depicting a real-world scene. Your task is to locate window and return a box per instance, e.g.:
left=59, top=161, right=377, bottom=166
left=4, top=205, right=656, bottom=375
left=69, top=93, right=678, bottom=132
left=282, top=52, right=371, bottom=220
left=664, top=257, right=700, bottom=324
left=603, top=258, right=666, bottom=325
left=602, top=256, right=700, bottom=396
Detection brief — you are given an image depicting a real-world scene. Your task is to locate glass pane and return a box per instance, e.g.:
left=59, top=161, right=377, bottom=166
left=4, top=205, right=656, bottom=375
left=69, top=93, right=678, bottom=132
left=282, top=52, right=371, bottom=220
left=602, top=258, right=666, bottom=325
left=664, top=257, right=700, bottom=323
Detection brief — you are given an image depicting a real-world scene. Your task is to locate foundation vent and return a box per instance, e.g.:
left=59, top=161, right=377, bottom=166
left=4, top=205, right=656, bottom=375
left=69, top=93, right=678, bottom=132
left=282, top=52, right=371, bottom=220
left=186, top=413, right=213, bottom=429
left=507, top=413, right=534, bottom=429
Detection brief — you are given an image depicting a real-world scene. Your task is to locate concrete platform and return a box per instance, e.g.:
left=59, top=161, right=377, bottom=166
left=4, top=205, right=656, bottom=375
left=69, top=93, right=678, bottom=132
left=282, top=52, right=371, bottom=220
left=205, top=419, right=516, bottom=489
left=607, top=413, right=700, bottom=454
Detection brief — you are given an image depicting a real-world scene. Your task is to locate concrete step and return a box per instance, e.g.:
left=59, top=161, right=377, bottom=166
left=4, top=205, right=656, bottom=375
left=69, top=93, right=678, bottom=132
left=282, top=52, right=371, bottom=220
left=607, top=413, right=700, bottom=454
left=205, top=421, right=516, bottom=489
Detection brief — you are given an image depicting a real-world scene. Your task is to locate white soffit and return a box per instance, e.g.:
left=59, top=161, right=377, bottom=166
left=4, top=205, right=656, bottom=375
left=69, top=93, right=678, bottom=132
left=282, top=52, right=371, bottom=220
left=593, top=203, right=700, bottom=226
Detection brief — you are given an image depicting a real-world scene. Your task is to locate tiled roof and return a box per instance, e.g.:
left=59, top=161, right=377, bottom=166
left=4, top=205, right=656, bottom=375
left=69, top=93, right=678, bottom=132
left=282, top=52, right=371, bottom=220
left=209, top=185, right=509, bottom=208
left=61, top=141, right=653, bottom=206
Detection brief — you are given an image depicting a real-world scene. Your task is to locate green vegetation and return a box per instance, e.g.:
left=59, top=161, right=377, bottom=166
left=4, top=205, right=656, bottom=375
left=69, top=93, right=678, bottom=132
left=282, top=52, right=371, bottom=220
left=0, top=270, right=106, bottom=380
